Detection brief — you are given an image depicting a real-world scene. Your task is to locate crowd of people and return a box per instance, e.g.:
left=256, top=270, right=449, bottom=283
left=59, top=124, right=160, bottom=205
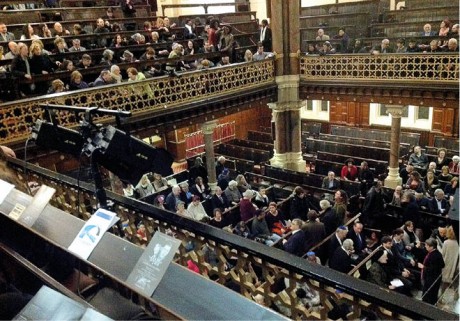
left=0, top=9, right=275, bottom=99
left=121, top=144, right=458, bottom=313
left=306, top=20, right=459, bottom=55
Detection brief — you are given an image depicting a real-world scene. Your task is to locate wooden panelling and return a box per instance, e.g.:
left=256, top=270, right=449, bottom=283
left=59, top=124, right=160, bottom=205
left=431, top=108, right=444, bottom=133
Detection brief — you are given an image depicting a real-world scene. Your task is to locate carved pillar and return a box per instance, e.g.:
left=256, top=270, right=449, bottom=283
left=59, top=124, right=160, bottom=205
left=201, top=121, right=218, bottom=194
left=384, top=105, right=403, bottom=188
left=268, top=75, right=306, bottom=172
left=270, top=0, right=300, bottom=76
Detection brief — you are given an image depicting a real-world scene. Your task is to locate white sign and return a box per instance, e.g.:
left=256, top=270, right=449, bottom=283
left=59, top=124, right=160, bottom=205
left=0, top=179, right=15, bottom=204
left=68, top=208, right=119, bottom=260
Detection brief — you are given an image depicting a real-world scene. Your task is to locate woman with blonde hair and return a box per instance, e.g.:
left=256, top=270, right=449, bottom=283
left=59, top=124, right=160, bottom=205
left=244, top=49, right=253, bottom=62
left=441, top=226, right=459, bottom=301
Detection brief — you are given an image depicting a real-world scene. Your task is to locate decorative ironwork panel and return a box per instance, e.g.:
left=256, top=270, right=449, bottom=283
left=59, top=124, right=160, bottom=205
left=300, top=54, right=459, bottom=82
left=0, top=60, right=275, bottom=145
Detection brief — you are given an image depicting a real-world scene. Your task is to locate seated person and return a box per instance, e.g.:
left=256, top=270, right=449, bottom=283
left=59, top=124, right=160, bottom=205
left=414, top=192, right=430, bottom=211
left=381, top=236, right=413, bottom=296
left=92, top=70, right=114, bottom=87
left=187, top=195, right=210, bottom=221
left=322, top=171, right=340, bottom=190
left=421, top=23, right=436, bottom=37
left=211, top=186, right=231, bottom=212
left=429, top=189, right=450, bottom=216
left=399, top=164, right=414, bottom=185
left=190, top=176, right=209, bottom=200
left=372, top=39, right=394, bottom=54
left=251, top=210, right=282, bottom=246
left=444, top=177, right=458, bottom=198
left=224, top=180, right=242, bottom=205
left=406, top=39, right=422, bottom=53
left=448, top=156, right=459, bottom=174
left=135, top=174, right=154, bottom=198
left=328, top=238, right=354, bottom=274
left=341, top=158, right=358, bottom=181
left=423, top=169, right=440, bottom=197
left=266, top=202, right=288, bottom=236
left=315, top=28, right=329, bottom=41
left=367, top=249, right=410, bottom=295
left=282, top=218, right=306, bottom=256
left=438, top=165, right=453, bottom=182
left=408, top=146, right=428, bottom=172
left=319, top=41, right=336, bottom=55
left=253, top=42, right=274, bottom=61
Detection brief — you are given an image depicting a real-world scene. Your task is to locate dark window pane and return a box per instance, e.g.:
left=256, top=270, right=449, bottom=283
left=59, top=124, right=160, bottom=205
left=306, top=100, right=313, bottom=111
left=321, top=101, right=328, bottom=112
left=417, top=107, right=430, bottom=120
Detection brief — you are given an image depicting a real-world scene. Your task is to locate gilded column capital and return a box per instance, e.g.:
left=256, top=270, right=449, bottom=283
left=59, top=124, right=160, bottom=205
left=385, top=104, right=405, bottom=118
left=201, top=120, right=218, bottom=135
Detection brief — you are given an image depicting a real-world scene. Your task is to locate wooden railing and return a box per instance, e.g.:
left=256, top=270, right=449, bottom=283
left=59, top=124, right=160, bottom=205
left=5, top=156, right=457, bottom=321
left=0, top=59, right=275, bottom=145
left=300, top=53, right=459, bottom=83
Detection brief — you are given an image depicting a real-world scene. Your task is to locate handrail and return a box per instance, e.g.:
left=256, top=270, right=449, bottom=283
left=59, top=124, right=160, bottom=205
left=5, top=156, right=458, bottom=320
left=347, top=245, right=383, bottom=277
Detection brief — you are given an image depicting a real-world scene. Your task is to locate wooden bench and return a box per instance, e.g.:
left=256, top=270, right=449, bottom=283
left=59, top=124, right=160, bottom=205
left=433, top=136, right=459, bottom=152
left=161, top=2, right=237, bottom=17
left=215, top=143, right=270, bottom=165
left=330, top=125, right=420, bottom=147
left=304, top=138, right=390, bottom=162
left=316, top=151, right=388, bottom=176
left=227, top=138, right=274, bottom=153
left=301, top=121, right=322, bottom=137
left=317, top=133, right=410, bottom=156
left=247, top=130, right=272, bottom=144
left=300, top=0, right=379, bottom=16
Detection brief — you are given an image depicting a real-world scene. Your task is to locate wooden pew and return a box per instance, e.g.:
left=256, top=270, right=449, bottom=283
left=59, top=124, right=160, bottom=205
left=247, top=130, right=273, bottom=144
left=304, top=138, right=390, bottom=161
left=330, top=125, right=420, bottom=147
left=227, top=138, right=274, bottom=153
left=301, top=121, right=322, bottom=137
left=317, top=133, right=410, bottom=156
left=316, top=151, right=388, bottom=176
left=215, top=143, right=270, bottom=165
left=433, top=135, right=459, bottom=152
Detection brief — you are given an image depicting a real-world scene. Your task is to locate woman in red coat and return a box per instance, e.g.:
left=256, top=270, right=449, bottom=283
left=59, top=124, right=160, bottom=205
left=341, top=158, right=358, bottom=181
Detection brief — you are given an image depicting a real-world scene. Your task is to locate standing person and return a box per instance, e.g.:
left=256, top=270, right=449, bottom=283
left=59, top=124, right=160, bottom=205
left=289, top=186, right=309, bottom=221
left=259, top=19, right=272, bottom=52
left=441, top=227, right=459, bottom=301
left=218, top=25, right=235, bottom=62
left=121, top=0, right=136, bottom=31
left=418, top=238, right=445, bottom=305
left=189, top=157, right=208, bottom=184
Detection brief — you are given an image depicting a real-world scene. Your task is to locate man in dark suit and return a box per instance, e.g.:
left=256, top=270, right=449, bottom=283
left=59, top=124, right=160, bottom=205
left=429, top=189, right=450, bottom=215
left=346, top=221, right=365, bottom=254
left=302, top=210, right=326, bottom=253
left=328, top=239, right=354, bottom=273
left=283, top=219, right=306, bottom=257
left=418, top=238, right=445, bottom=305
left=259, top=19, right=272, bottom=52
left=328, top=226, right=348, bottom=259
left=211, top=186, right=231, bottom=212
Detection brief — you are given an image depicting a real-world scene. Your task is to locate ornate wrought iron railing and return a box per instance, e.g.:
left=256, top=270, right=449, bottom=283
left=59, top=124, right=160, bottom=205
left=0, top=59, right=275, bottom=145
left=6, top=157, right=457, bottom=321
left=300, top=53, right=459, bottom=82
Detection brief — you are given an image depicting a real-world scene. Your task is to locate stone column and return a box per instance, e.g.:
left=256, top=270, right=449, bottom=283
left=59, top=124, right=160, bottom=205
left=201, top=120, right=218, bottom=194
left=384, top=105, right=403, bottom=188
left=268, top=75, right=306, bottom=172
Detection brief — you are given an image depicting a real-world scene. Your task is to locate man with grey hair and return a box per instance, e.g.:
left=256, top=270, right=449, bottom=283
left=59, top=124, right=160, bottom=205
left=329, top=238, right=354, bottom=273
left=165, top=185, right=181, bottom=211
left=283, top=218, right=306, bottom=256
left=69, top=39, right=86, bottom=52
left=429, top=189, right=449, bottom=215
left=110, top=64, right=122, bottom=83
left=215, top=155, right=227, bottom=176
left=328, top=225, right=348, bottom=258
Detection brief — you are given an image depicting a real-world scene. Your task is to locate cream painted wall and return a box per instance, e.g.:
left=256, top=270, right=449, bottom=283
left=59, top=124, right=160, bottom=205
left=158, top=0, right=236, bottom=17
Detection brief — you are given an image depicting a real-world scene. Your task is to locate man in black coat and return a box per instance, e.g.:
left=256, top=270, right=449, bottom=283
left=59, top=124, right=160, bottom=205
left=346, top=221, right=365, bottom=254
left=329, top=239, right=354, bottom=274
left=418, top=238, right=445, bottom=305
left=259, top=19, right=272, bottom=52
left=328, top=226, right=348, bottom=259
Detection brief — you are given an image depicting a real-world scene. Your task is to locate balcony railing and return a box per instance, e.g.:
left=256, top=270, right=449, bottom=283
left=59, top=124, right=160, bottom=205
left=300, top=53, right=459, bottom=83
left=6, top=157, right=457, bottom=321
left=0, top=59, right=275, bottom=145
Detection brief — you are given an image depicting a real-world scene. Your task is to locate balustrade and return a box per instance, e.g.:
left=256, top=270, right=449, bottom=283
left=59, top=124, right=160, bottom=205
left=5, top=157, right=457, bottom=320
left=0, top=59, right=275, bottom=145
left=300, top=53, right=459, bottom=82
